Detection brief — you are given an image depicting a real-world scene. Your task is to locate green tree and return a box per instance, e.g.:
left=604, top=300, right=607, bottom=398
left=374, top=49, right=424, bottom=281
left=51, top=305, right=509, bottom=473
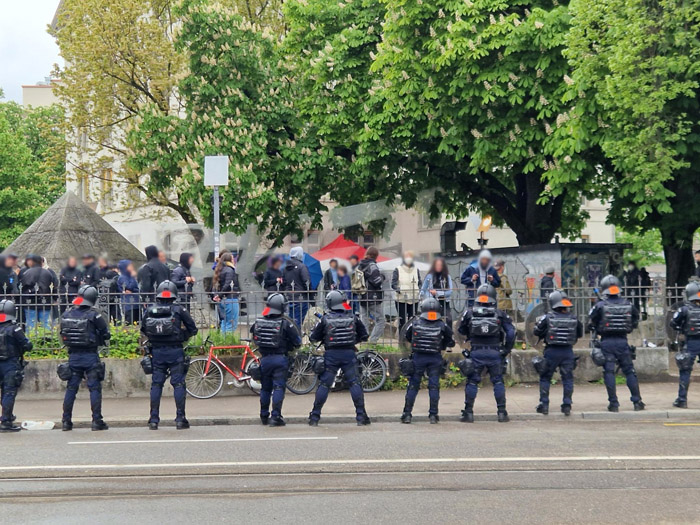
left=615, top=229, right=664, bottom=268
left=284, top=0, right=601, bottom=244
left=550, top=0, right=700, bottom=285
left=127, top=1, right=331, bottom=242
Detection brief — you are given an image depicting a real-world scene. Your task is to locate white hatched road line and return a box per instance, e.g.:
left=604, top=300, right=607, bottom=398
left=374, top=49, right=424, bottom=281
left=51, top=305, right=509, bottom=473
left=3, top=456, right=700, bottom=472
left=68, top=436, right=339, bottom=446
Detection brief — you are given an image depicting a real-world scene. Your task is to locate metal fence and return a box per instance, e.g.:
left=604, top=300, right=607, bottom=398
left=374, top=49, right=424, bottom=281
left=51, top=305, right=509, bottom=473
left=1, top=280, right=688, bottom=351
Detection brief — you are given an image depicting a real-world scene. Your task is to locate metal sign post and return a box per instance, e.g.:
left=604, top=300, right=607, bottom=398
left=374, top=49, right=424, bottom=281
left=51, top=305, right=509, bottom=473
left=204, top=156, right=230, bottom=259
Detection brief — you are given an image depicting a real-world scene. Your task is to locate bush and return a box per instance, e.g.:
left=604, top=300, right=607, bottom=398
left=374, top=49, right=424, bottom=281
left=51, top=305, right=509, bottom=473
left=24, top=326, right=142, bottom=360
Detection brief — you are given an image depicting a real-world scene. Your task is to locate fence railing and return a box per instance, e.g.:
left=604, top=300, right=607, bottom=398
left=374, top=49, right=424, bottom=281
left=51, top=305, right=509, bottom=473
left=1, top=279, right=688, bottom=351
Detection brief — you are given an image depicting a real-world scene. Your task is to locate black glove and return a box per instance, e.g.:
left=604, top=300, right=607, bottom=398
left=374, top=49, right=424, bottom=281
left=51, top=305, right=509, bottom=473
left=629, top=345, right=637, bottom=360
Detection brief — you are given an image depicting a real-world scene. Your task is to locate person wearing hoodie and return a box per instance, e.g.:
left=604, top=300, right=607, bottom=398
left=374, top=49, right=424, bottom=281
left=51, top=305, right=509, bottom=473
left=212, top=252, right=240, bottom=333
left=171, top=253, right=195, bottom=311
left=357, top=246, right=386, bottom=343
left=460, top=249, right=501, bottom=307
left=138, top=245, right=171, bottom=305
left=59, top=257, right=82, bottom=312
left=20, top=255, right=56, bottom=330
left=392, top=250, right=422, bottom=332
left=118, top=260, right=141, bottom=325
left=283, top=247, right=311, bottom=329
left=263, top=255, right=284, bottom=294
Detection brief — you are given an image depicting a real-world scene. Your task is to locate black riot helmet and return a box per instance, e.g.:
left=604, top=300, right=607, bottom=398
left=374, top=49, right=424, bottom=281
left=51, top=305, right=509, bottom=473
left=74, top=285, right=98, bottom=307
left=264, top=293, right=287, bottom=316
left=475, top=284, right=497, bottom=306
left=419, top=296, right=441, bottom=320
left=686, top=282, right=700, bottom=302
left=549, top=290, right=573, bottom=311
left=325, top=290, right=351, bottom=312
left=156, top=280, right=178, bottom=301
left=600, top=275, right=622, bottom=296
left=0, top=299, right=17, bottom=322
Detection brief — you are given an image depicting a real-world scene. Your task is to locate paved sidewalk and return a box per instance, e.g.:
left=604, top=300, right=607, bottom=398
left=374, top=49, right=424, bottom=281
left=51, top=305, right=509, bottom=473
left=13, top=382, right=700, bottom=428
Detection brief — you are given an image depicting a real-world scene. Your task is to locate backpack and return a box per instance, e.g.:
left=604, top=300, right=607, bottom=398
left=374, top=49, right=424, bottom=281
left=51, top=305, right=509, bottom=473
left=351, top=268, right=367, bottom=296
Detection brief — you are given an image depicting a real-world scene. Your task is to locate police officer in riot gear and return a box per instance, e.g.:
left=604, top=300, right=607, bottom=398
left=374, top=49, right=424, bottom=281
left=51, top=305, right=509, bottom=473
left=309, top=290, right=370, bottom=426
left=532, top=290, right=583, bottom=416
left=669, top=282, right=700, bottom=408
left=458, top=284, right=515, bottom=422
left=0, top=300, right=32, bottom=432
left=59, top=285, right=111, bottom=431
left=588, top=275, right=644, bottom=412
left=401, top=297, right=455, bottom=424
left=141, top=281, right=197, bottom=430
left=251, top=293, right=302, bottom=426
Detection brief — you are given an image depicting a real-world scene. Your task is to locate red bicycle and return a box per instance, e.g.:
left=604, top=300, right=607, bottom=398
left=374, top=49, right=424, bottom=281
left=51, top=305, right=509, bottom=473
left=185, top=337, right=262, bottom=398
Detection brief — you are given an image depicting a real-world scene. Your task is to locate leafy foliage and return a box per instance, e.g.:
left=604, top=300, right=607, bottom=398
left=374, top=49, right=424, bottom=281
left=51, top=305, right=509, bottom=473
left=0, top=102, right=65, bottom=248
left=615, top=229, right=664, bottom=267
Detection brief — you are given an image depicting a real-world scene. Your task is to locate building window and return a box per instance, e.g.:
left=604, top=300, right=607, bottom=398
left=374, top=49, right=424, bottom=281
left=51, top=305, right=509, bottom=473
left=306, top=231, right=321, bottom=251
left=580, top=235, right=590, bottom=244
left=362, top=232, right=374, bottom=247
left=419, top=213, right=439, bottom=230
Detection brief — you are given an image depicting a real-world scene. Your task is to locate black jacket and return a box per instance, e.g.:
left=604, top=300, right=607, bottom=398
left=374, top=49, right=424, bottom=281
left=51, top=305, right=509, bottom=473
left=81, top=263, right=101, bottom=287
left=171, top=257, right=193, bottom=297
left=138, top=258, right=171, bottom=302
left=141, top=302, right=198, bottom=347
left=263, top=268, right=283, bottom=292
left=357, top=258, right=384, bottom=302
left=251, top=315, right=302, bottom=354
left=404, top=317, right=455, bottom=352
left=309, top=311, right=369, bottom=349
left=540, top=275, right=555, bottom=299
left=20, top=266, right=57, bottom=305
left=62, top=306, right=111, bottom=351
left=282, top=259, right=310, bottom=297
left=0, top=256, right=15, bottom=298
left=59, top=266, right=83, bottom=296
left=0, top=321, right=33, bottom=358
left=214, top=265, right=240, bottom=297
left=323, top=268, right=338, bottom=291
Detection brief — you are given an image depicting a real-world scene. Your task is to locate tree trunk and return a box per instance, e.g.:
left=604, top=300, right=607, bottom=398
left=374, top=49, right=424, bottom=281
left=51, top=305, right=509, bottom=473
left=660, top=226, right=695, bottom=291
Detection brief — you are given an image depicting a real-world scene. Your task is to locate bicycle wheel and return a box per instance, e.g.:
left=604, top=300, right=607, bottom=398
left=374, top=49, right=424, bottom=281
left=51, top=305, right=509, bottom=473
left=287, top=353, right=319, bottom=395
left=358, top=352, right=387, bottom=392
left=244, top=358, right=262, bottom=396
left=186, top=358, right=224, bottom=399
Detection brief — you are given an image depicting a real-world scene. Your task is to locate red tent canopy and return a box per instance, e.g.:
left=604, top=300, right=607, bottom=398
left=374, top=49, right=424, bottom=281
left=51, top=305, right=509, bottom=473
left=310, top=235, right=388, bottom=262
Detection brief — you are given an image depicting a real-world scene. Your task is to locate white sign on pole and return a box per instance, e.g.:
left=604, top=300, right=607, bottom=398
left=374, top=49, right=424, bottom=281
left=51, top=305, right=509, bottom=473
left=204, top=156, right=230, bottom=187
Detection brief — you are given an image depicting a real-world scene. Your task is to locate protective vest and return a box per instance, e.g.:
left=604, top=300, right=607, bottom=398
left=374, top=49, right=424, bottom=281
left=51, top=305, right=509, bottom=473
left=254, top=317, right=284, bottom=351
left=60, top=312, right=98, bottom=349
left=598, top=302, right=632, bottom=335
left=470, top=307, right=501, bottom=337
left=411, top=318, right=443, bottom=353
left=546, top=314, right=578, bottom=346
left=396, top=265, right=420, bottom=303
left=0, top=324, right=16, bottom=360
left=684, top=303, right=700, bottom=337
left=143, top=305, right=182, bottom=343
left=324, top=314, right=357, bottom=349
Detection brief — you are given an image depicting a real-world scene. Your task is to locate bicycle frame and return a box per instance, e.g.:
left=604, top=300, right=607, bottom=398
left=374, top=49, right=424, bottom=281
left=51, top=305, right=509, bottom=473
left=204, top=345, right=260, bottom=381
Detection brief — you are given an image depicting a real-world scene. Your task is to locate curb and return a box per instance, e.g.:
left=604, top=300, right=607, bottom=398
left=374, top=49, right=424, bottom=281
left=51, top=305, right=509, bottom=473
left=31, top=409, right=700, bottom=430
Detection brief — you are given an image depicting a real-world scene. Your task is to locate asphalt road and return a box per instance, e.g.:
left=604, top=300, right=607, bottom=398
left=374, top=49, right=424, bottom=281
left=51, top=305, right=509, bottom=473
left=2, top=419, right=700, bottom=524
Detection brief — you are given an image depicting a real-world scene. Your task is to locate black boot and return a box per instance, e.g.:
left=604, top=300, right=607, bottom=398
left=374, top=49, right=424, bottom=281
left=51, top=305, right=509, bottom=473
left=673, top=398, right=688, bottom=409
left=429, top=415, right=439, bottom=424
left=633, top=401, right=646, bottom=411
left=460, top=409, right=474, bottom=423
left=269, top=417, right=286, bottom=427
left=497, top=410, right=510, bottom=423
left=536, top=403, right=549, bottom=415
left=308, top=418, right=319, bottom=427
left=148, top=422, right=159, bottom=430
left=0, top=421, right=21, bottom=433
left=357, top=412, right=371, bottom=426
left=260, top=415, right=269, bottom=425
left=176, top=419, right=190, bottom=430
left=62, top=420, right=73, bottom=432
left=91, top=420, right=109, bottom=431
left=607, top=404, right=619, bottom=412
left=400, top=412, right=412, bottom=424
left=561, top=404, right=572, bottom=416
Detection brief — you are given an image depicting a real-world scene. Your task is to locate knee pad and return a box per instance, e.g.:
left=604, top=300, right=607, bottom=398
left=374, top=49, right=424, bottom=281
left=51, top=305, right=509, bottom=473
left=86, top=362, right=106, bottom=382
left=152, top=379, right=166, bottom=389
left=3, top=370, right=22, bottom=390
left=491, top=377, right=504, bottom=386
left=468, top=378, right=480, bottom=387
left=428, top=384, right=439, bottom=392
left=272, top=384, right=285, bottom=392
left=172, top=382, right=186, bottom=389
left=348, top=377, right=361, bottom=388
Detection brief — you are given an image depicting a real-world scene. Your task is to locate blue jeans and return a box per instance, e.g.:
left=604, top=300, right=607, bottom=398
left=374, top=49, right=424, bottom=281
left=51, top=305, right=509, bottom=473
left=404, top=352, right=443, bottom=416
left=311, top=349, right=366, bottom=422
left=260, top=354, right=289, bottom=419
left=150, top=346, right=187, bottom=424
left=26, top=308, right=51, bottom=330
left=289, top=300, right=309, bottom=330
left=539, top=346, right=575, bottom=407
left=601, top=337, right=641, bottom=405
left=0, top=359, right=22, bottom=423
left=465, top=347, right=506, bottom=411
left=63, top=352, right=103, bottom=422
left=678, top=339, right=700, bottom=402
left=221, top=298, right=239, bottom=333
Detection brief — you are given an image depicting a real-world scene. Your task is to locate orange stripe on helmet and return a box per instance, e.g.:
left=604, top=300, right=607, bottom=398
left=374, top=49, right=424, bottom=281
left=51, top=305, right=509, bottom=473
left=608, top=286, right=620, bottom=295
left=427, top=312, right=438, bottom=321
left=561, top=299, right=573, bottom=307
left=477, top=295, right=490, bottom=303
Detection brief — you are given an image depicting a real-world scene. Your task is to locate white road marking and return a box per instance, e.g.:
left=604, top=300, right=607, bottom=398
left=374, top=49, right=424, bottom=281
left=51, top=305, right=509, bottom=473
left=68, top=437, right=339, bottom=446
left=3, top=456, right=700, bottom=472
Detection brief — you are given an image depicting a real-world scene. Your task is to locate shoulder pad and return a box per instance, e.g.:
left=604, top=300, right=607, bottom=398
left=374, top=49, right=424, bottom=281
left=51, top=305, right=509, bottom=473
left=588, top=307, right=596, bottom=317
left=13, top=326, right=22, bottom=333
left=95, top=314, right=103, bottom=320
left=536, top=314, right=546, bottom=323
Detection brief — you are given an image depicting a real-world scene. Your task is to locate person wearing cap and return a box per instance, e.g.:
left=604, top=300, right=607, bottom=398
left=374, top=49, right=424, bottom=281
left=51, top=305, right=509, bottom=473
left=588, top=275, right=644, bottom=412
left=532, top=290, right=583, bottom=416
left=59, top=285, right=111, bottom=431
left=80, top=254, right=100, bottom=287
left=458, top=284, right=515, bottom=422
left=141, top=281, right=198, bottom=430
left=400, top=297, right=455, bottom=424
left=460, top=250, right=501, bottom=308
left=669, top=282, right=700, bottom=408
left=308, top=290, right=371, bottom=426
left=0, top=300, right=32, bottom=432
left=251, top=293, right=302, bottom=426
left=540, top=266, right=556, bottom=300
